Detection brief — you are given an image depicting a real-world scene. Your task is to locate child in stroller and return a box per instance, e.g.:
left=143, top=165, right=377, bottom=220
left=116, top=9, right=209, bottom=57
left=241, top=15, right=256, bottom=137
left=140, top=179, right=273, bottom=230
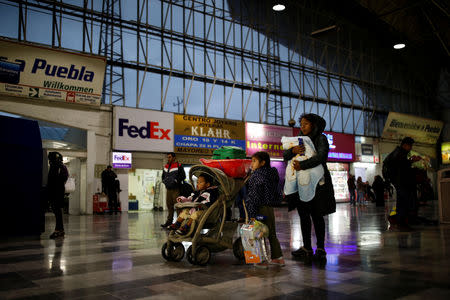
left=161, top=164, right=247, bottom=265
left=168, top=173, right=219, bottom=235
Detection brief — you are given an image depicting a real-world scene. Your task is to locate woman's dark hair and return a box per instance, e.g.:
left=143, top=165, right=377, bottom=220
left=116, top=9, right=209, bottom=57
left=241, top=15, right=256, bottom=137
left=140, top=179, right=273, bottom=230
left=298, top=113, right=316, bottom=127
left=167, top=152, right=176, bottom=157
left=252, top=151, right=271, bottom=167
left=198, top=173, right=214, bottom=185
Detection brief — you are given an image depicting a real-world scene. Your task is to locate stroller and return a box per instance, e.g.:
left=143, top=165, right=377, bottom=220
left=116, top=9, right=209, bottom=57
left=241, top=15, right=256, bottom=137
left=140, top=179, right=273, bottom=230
left=161, top=164, right=246, bottom=265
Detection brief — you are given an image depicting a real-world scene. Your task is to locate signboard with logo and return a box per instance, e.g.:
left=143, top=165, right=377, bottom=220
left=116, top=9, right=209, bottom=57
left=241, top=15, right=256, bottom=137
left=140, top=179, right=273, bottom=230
left=114, top=107, right=174, bottom=152
left=442, top=142, right=450, bottom=164
left=0, top=39, right=106, bottom=105
left=112, top=152, right=132, bottom=169
left=174, top=114, right=245, bottom=155
left=246, top=123, right=293, bottom=158
left=382, top=112, right=444, bottom=144
left=293, top=128, right=355, bottom=162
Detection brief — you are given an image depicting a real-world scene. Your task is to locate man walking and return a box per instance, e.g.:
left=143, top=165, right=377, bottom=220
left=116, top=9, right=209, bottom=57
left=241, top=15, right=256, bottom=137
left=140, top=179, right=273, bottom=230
left=383, top=137, right=420, bottom=230
left=161, top=152, right=186, bottom=228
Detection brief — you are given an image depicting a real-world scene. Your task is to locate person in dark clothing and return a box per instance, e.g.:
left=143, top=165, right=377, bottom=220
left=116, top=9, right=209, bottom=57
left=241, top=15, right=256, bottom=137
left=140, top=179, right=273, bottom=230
left=246, top=151, right=284, bottom=266
left=383, top=137, right=420, bottom=230
left=101, top=165, right=118, bottom=214
left=284, top=114, right=336, bottom=261
left=161, top=152, right=186, bottom=227
left=47, top=152, right=68, bottom=239
left=234, top=186, right=247, bottom=222
left=372, top=175, right=385, bottom=207
left=347, top=175, right=356, bottom=205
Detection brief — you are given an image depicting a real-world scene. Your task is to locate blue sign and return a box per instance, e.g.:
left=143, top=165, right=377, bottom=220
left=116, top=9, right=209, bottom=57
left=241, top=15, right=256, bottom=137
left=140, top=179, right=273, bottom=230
left=174, top=135, right=246, bottom=150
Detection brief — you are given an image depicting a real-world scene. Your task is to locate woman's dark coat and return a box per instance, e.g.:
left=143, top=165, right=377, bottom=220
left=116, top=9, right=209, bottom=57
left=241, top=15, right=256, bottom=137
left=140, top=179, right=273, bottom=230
left=283, top=114, right=336, bottom=215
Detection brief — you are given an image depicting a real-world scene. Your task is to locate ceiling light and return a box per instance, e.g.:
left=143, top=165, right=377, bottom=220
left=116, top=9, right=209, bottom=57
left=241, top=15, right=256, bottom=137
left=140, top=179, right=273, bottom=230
left=393, top=43, right=405, bottom=49
left=272, top=4, right=285, bottom=11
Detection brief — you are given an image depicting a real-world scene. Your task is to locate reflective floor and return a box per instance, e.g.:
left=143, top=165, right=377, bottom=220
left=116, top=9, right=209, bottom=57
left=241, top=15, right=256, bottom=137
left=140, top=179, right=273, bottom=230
left=1, top=201, right=450, bottom=300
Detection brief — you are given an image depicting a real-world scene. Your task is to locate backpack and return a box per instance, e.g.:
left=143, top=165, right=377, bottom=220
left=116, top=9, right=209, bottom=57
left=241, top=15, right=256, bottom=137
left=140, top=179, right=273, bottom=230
left=382, top=152, right=395, bottom=184
left=179, top=181, right=194, bottom=197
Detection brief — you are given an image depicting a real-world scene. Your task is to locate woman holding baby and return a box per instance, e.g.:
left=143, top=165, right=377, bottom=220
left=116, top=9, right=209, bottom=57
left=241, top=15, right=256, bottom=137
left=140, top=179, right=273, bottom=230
left=283, top=113, right=336, bottom=262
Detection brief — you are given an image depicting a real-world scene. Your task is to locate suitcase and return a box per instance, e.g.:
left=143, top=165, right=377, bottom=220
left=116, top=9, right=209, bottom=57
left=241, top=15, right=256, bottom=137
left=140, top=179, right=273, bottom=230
left=212, top=146, right=246, bottom=159
left=93, top=193, right=109, bottom=213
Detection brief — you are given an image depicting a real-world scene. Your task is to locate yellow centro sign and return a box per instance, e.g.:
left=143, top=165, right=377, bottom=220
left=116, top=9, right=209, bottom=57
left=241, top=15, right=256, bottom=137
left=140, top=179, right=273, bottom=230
left=442, top=142, right=450, bottom=165
left=174, top=114, right=245, bottom=155
left=382, top=112, right=444, bottom=145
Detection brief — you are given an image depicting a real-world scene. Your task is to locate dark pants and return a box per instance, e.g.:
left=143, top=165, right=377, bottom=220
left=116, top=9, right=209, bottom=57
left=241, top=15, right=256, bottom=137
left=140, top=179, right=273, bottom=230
left=297, top=199, right=325, bottom=249
left=258, top=206, right=283, bottom=259
left=107, top=191, right=118, bottom=212
left=349, top=189, right=356, bottom=205
left=165, top=188, right=179, bottom=224
left=50, top=195, right=64, bottom=231
left=395, top=185, right=417, bottom=224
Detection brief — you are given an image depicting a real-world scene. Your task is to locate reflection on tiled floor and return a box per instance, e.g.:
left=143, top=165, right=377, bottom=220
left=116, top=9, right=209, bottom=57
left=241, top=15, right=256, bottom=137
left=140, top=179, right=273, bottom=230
left=1, top=201, right=450, bottom=299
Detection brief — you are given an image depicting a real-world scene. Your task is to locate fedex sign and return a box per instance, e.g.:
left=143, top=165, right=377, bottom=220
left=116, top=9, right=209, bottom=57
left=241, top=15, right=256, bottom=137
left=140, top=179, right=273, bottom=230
left=114, top=107, right=174, bottom=152
left=118, top=119, right=170, bottom=140
left=112, top=152, right=132, bottom=169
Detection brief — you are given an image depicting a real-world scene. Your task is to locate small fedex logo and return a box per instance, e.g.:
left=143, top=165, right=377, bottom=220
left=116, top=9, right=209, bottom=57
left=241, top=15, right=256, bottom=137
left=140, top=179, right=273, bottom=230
left=112, top=152, right=132, bottom=169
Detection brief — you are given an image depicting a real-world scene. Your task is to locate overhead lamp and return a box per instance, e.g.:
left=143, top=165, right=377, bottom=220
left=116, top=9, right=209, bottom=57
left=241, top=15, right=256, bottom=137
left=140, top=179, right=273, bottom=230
left=393, top=43, right=406, bottom=49
left=272, top=4, right=285, bottom=11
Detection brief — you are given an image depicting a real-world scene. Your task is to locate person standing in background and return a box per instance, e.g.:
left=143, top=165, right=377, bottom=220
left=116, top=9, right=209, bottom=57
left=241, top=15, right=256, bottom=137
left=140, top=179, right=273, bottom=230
left=356, top=176, right=365, bottom=205
left=347, top=175, right=356, bottom=206
left=47, top=152, right=68, bottom=239
left=161, top=152, right=186, bottom=228
left=372, top=175, right=385, bottom=207
left=101, top=165, right=118, bottom=214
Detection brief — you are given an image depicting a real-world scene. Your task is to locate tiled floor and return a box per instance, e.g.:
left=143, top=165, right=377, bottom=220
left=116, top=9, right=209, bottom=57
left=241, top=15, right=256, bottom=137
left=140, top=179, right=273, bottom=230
left=1, top=201, right=450, bottom=300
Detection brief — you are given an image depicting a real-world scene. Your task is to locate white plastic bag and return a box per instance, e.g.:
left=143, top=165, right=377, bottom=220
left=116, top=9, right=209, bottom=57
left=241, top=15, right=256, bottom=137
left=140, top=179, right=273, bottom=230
left=65, top=177, right=76, bottom=193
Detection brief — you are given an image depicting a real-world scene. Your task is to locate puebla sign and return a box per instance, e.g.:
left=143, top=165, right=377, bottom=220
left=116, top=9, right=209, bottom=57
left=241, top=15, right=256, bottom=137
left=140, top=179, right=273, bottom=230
left=0, top=38, right=106, bottom=105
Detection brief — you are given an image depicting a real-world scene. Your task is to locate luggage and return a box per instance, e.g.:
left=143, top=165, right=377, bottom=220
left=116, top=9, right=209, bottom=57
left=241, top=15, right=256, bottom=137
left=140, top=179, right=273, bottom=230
left=93, top=193, right=109, bottom=213
left=239, top=221, right=269, bottom=264
left=200, top=158, right=251, bottom=178
left=212, top=146, right=246, bottom=159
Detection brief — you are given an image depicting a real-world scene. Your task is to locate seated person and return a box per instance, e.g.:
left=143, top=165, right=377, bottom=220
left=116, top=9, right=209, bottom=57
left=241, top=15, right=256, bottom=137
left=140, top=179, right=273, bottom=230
left=169, top=173, right=219, bottom=235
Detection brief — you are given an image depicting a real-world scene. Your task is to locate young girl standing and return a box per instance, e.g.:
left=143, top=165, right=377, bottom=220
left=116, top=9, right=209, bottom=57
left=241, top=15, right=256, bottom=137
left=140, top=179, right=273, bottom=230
left=246, top=151, right=285, bottom=266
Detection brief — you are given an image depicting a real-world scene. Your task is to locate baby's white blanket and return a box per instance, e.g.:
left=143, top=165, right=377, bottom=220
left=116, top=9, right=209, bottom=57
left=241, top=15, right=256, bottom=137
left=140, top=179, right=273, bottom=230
left=282, top=136, right=324, bottom=201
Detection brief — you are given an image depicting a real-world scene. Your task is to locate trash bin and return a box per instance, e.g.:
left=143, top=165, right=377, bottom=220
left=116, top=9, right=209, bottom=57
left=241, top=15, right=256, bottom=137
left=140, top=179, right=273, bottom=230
left=437, top=168, right=450, bottom=223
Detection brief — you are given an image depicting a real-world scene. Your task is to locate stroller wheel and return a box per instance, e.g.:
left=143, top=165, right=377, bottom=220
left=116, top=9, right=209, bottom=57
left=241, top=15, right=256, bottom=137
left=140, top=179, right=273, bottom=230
left=161, top=242, right=185, bottom=262
left=233, top=237, right=245, bottom=261
left=171, top=243, right=185, bottom=262
left=186, top=246, right=195, bottom=265
left=161, top=242, right=172, bottom=261
left=195, top=246, right=211, bottom=266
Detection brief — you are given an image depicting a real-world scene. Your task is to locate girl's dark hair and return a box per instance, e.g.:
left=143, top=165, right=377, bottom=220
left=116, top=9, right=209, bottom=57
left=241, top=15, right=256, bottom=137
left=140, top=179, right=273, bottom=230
left=252, top=151, right=271, bottom=167
left=198, top=173, right=214, bottom=185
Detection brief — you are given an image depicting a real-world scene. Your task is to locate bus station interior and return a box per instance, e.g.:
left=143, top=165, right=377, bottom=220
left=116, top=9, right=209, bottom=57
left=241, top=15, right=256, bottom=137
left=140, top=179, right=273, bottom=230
left=1, top=0, right=450, bottom=299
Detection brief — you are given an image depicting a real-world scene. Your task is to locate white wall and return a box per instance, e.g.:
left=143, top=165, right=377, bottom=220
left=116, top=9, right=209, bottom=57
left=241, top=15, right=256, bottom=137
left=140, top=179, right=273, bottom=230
left=0, top=96, right=112, bottom=214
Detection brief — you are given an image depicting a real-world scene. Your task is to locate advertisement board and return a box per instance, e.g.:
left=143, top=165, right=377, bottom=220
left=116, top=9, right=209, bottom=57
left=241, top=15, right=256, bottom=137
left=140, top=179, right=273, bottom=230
left=246, top=123, right=293, bottom=158
left=442, top=142, right=450, bottom=164
left=112, top=152, right=132, bottom=169
left=382, top=112, right=443, bottom=144
left=293, top=128, right=355, bottom=162
left=174, top=114, right=245, bottom=155
left=0, top=39, right=106, bottom=105
left=114, top=107, right=174, bottom=152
